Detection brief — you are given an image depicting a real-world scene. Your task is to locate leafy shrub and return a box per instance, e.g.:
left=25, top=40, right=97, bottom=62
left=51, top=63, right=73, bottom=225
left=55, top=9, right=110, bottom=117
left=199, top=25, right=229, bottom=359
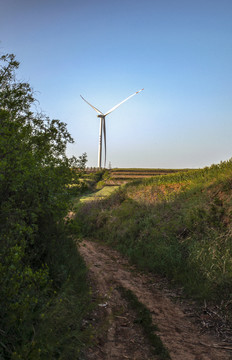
left=0, top=54, right=91, bottom=359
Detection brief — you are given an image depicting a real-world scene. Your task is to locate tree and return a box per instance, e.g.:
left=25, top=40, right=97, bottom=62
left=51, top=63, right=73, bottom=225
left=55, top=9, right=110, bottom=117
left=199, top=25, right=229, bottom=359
left=77, top=152, right=88, bottom=172
left=0, top=54, right=84, bottom=358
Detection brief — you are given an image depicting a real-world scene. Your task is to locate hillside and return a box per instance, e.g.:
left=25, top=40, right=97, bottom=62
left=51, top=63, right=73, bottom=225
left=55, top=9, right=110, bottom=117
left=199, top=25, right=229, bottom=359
left=76, top=160, right=232, bottom=306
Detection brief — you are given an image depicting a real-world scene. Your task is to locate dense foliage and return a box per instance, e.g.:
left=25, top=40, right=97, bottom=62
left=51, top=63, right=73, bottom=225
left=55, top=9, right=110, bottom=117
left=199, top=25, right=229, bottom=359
left=76, top=161, right=232, bottom=304
left=0, top=54, right=90, bottom=359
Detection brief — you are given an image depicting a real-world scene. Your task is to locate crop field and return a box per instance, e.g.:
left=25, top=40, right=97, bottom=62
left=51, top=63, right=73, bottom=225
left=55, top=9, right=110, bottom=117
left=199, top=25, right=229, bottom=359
left=105, top=168, right=192, bottom=185
left=110, top=168, right=186, bottom=173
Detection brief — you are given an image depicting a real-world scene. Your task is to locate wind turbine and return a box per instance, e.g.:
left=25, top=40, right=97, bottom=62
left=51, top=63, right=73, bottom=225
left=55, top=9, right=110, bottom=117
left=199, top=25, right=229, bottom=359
left=80, top=88, right=144, bottom=169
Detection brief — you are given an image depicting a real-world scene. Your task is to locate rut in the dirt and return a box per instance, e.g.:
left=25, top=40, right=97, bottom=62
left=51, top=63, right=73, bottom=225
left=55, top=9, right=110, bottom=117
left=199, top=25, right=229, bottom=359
left=79, top=239, right=231, bottom=360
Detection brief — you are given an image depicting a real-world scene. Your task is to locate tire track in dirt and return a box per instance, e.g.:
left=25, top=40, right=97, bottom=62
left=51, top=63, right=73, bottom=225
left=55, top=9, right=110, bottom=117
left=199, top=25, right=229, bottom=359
left=79, top=239, right=231, bottom=360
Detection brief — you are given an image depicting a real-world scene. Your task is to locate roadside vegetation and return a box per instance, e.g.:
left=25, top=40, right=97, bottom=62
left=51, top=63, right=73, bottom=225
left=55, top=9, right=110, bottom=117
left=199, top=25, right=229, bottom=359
left=75, top=161, right=232, bottom=310
left=71, top=169, right=117, bottom=209
left=0, top=54, right=92, bottom=359
left=118, top=286, right=170, bottom=359
left=77, top=185, right=119, bottom=203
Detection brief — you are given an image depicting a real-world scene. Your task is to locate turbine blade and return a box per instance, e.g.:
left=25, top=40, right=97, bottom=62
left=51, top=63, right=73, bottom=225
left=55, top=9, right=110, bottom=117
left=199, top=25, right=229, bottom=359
left=80, top=95, right=103, bottom=115
left=103, top=117, right=107, bottom=168
left=104, top=88, right=144, bottom=116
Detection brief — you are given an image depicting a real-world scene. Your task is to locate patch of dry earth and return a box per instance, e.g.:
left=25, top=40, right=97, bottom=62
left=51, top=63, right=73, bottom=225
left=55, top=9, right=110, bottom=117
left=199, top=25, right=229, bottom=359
left=79, top=240, right=231, bottom=360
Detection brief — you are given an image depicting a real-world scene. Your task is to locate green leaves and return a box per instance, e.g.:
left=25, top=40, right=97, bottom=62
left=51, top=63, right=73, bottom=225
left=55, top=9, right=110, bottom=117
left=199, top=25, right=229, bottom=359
left=0, top=53, right=90, bottom=358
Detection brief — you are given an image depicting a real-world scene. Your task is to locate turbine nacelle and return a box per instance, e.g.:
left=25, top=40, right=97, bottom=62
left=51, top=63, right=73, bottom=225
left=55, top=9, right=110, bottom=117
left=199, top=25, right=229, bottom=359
left=80, top=89, right=144, bottom=168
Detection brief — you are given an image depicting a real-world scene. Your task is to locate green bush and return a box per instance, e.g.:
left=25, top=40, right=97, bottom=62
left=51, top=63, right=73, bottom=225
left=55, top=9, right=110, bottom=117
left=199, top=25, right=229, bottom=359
left=0, top=54, right=91, bottom=359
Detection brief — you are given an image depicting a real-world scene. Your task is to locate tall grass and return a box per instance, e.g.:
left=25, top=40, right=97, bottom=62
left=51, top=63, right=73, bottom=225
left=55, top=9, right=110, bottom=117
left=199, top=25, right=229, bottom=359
left=75, top=159, right=232, bottom=303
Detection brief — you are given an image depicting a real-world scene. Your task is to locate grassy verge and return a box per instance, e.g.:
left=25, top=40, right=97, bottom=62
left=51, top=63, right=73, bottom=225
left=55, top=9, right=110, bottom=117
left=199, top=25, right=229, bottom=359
left=118, top=286, right=170, bottom=359
left=78, top=186, right=119, bottom=203
left=2, top=226, right=92, bottom=360
left=74, top=160, right=232, bottom=306
left=36, top=227, right=92, bottom=360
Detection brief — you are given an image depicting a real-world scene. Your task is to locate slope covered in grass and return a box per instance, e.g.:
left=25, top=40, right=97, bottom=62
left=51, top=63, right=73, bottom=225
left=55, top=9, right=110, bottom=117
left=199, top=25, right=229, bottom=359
left=76, top=160, right=232, bottom=304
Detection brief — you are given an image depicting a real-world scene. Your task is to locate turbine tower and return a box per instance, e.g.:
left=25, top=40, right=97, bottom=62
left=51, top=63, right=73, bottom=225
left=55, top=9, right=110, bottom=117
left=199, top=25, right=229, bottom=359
left=80, top=88, right=144, bottom=169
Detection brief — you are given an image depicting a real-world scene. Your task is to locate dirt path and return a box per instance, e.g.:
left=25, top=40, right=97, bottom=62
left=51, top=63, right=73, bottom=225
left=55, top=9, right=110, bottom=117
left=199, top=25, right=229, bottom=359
left=79, top=239, right=231, bottom=360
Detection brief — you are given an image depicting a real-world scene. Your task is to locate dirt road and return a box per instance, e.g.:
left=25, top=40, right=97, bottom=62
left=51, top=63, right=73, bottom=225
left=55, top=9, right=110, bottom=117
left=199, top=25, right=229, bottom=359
left=79, top=239, right=231, bottom=360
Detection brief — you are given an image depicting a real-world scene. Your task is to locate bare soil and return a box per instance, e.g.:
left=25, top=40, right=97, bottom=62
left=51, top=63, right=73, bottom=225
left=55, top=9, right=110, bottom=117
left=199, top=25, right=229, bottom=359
left=79, top=239, right=232, bottom=360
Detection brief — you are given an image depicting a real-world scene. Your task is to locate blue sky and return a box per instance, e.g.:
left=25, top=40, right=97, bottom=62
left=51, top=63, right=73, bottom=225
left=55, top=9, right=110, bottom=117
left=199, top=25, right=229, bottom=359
left=1, top=0, right=232, bottom=168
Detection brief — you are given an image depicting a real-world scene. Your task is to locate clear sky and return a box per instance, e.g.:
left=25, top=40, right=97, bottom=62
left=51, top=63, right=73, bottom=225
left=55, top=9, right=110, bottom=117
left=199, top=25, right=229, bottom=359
left=1, top=0, right=232, bottom=168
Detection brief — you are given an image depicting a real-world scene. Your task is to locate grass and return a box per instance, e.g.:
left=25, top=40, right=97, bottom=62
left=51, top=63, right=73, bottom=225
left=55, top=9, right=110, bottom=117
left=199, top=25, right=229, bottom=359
left=3, top=227, right=93, bottom=360
left=118, top=286, right=170, bottom=359
left=33, top=244, right=92, bottom=360
left=79, top=186, right=119, bottom=203
left=75, top=159, right=232, bottom=305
